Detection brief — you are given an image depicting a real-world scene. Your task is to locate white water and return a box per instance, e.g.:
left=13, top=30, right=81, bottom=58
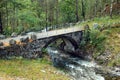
left=46, top=47, right=105, bottom=80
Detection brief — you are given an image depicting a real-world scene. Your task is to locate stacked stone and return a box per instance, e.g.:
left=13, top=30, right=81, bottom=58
left=0, top=34, right=43, bottom=59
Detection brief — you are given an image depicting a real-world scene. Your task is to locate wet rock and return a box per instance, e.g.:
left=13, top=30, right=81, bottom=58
left=20, top=37, right=29, bottom=43
left=9, top=39, right=16, bottom=45
left=11, top=32, right=18, bottom=37
left=0, top=35, right=6, bottom=39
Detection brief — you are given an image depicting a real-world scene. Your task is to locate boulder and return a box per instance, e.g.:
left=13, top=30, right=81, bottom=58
left=20, top=37, right=29, bottom=43
left=11, top=32, right=18, bottom=37
left=9, top=39, right=16, bottom=45
left=0, top=35, right=6, bottom=39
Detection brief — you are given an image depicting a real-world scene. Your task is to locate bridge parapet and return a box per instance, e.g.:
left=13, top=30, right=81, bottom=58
left=0, top=26, right=84, bottom=59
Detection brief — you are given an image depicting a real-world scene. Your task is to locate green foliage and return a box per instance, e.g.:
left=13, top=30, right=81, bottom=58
left=3, top=26, right=13, bottom=36
left=80, top=28, right=106, bottom=57
left=15, top=25, right=24, bottom=34
left=1, top=0, right=120, bottom=35
left=60, top=0, right=76, bottom=22
left=0, top=59, right=70, bottom=80
left=90, top=29, right=106, bottom=50
left=18, top=10, right=40, bottom=26
left=41, top=48, right=47, bottom=54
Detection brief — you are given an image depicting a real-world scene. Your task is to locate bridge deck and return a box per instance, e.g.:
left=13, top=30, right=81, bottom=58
left=0, top=26, right=84, bottom=43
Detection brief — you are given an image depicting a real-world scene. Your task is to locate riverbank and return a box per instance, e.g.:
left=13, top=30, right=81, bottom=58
left=0, top=58, right=71, bottom=80
left=78, top=16, right=120, bottom=67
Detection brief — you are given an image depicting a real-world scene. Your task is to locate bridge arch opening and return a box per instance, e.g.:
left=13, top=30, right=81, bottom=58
left=43, top=35, right=79, bottom=51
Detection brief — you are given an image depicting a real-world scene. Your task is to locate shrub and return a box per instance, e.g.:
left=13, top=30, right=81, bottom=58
left=15, top=26, right=24, bottom=34
left=80, top=27, right=106, bottom=58
left=3, top=26, right=13, bottom=36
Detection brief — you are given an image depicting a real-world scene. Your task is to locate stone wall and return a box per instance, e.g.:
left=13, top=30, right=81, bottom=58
left=0, top=31, right=83, bottom=59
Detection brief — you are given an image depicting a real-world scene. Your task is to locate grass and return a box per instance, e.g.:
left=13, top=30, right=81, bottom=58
left=105, top=28, right=120, bottom=66
left=0, top=58, right=70, bottom=80
left=77, top=15, right=120, bottom=28
left=77, top=15, right=120, bottom=67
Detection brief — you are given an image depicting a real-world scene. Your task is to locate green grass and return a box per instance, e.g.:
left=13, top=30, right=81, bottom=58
left=77, top=15, right=120, bottom=28
left=105, top=28, right=120, bottom=67
left=0, top=58, right=70, bottom=80
left=77, top=15, right=120, bottom=67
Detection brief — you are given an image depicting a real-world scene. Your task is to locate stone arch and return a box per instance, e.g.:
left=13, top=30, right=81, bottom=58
left=43, top=35, right=79, bottom=50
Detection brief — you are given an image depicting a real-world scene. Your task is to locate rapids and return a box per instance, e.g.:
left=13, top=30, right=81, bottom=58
left=46, top=47, right=105, bottom=80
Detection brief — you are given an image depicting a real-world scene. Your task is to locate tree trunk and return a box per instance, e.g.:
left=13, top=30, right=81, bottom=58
left=45, top=0, right=48, bottom=30
left=81, top=0, right=85, bottom=21
left=56, top=0, right=59, bottom=26
left=48, top=2, right=54, bottom=26
left=110, top=0, right=114, bottom=18
left=94, top=0, right=97, bottom=17
left=116, top=0, right=119, bottom=3
left=0, top=12, right=3, bottom=34
left=75, top=0, right=79, bottom=22
left=6, top=1, right=8, bottom=28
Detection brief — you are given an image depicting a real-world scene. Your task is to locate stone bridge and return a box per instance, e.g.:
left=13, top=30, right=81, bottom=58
left=0, top=26, right=84, bottom=59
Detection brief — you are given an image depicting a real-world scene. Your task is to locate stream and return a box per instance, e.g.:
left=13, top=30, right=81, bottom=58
left=46, top=47, right=105, bottom=80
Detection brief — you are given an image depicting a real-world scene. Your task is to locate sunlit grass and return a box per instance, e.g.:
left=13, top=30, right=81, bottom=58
left=78, top=15, right=120, bottom=28
left=0, top=58, right=70, bottom=80
left=105, top=28, right=120, bottom=66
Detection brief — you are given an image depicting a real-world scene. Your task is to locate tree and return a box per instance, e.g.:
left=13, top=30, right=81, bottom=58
left=45, top=0, right=48, bottom=30
left=81, top=0, right=85, bottom=20
left=0, top=12, right=3, bottom=34
left=55, top=0, right=59, bottom=25
left=0, top=0, right=119, bottom=35
left=94, top=0, right=97, bottom=17
left=110, top=0, right=114, bottom=18
left=75, top=0, right=79, bottom=22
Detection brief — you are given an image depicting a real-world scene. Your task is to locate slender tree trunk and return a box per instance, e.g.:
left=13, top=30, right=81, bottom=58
left=56, top=0, right=58, bottom=26
left=49, top=2, right=54, bottom=26
left=75, top=0, right=79, bottom=22
left=45, top=0, right=48, bottom=30
left=81, top=0, right=85, bottom=21
left=12, top=0, right=16, bottom=32
left=94, top=0, right=97, bottom=17
left=110, top=0, right=114, bottom=18
left=6, top=1, right=8, bottom=28
left=0, top=12, right=3, bottom=34
left=116, top=0, right=119, bottom=3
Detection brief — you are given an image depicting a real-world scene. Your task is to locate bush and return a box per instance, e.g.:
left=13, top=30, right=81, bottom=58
left=15, top=26, right=24, bottom=34
left=3, top=26, right=13, bottom=36
left=80, top=27, right=106, bottom=58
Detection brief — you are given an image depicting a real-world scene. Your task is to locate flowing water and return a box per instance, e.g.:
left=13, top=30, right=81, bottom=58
left=46, top=47, right=105, bottom=80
